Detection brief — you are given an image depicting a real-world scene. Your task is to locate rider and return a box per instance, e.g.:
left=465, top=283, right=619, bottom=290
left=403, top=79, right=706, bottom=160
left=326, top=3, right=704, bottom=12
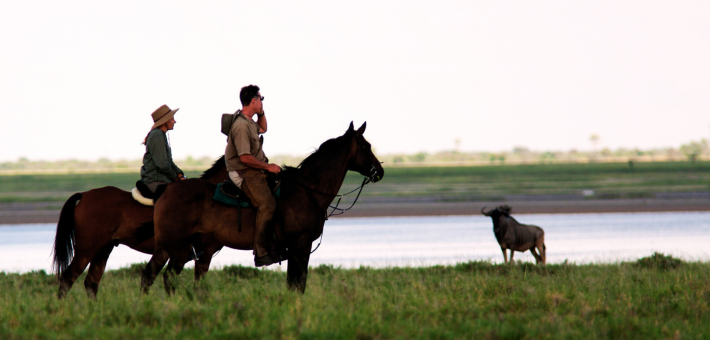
left=225, top=85, right=282, bottom=267
left=140, top=104, right=186, bottom=193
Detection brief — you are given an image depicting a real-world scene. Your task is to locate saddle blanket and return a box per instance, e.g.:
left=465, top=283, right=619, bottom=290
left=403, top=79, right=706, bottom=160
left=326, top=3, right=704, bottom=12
left=212, top=183, right=281, bottom=208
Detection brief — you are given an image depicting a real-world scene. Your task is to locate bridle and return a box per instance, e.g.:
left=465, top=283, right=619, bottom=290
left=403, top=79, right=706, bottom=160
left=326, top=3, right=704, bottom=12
left=281, top=133, right=382, bottom=253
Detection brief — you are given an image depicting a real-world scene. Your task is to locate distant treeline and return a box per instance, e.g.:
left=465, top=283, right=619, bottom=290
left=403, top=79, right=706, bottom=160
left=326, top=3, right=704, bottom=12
left=382, top=139, right=708, bottom=166
left=1, top=139, right=708, bottom=172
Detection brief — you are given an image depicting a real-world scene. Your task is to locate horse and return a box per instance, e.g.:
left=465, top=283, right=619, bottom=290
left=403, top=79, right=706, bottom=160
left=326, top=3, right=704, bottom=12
left=140, top=122, right=384, bottom=294
left=52, top=156, right=229, bottom=299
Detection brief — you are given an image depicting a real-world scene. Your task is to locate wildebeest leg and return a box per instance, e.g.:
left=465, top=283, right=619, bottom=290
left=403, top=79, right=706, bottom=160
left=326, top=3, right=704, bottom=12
left=530, top=246, right=543, bottom=265
left=141, top=249, right=169, bottom=295
left=501, top=247, right=508, bottom=264
left=58, top=256, right=91, bottom=299
left=537, top=239, right=546, bottom=265
left=83, top=243, right=115, bottom=300
left=509, top=250, right=515, bottom=263
left=287, top=237, right=312, bottom=294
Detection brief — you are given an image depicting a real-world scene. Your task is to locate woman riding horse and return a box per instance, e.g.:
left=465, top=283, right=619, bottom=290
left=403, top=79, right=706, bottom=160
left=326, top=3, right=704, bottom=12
left=140, top=104, right=186, bottom=193
left=53, top=106, right=229, bottom=300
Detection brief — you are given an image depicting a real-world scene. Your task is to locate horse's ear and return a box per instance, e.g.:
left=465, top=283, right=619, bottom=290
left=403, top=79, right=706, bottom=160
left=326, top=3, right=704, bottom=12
left=356, top=122, right=367, bottom=134
left=348, top=121, right=354, bottom=133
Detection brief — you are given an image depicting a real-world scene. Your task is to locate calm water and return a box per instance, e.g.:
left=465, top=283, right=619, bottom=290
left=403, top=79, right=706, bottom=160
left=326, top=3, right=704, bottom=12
left=1, top=212, right=709, bottom=273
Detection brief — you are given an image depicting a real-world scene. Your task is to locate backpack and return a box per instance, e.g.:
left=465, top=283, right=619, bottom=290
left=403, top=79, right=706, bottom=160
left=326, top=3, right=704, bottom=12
left=221, top=110, right=241, bottom=136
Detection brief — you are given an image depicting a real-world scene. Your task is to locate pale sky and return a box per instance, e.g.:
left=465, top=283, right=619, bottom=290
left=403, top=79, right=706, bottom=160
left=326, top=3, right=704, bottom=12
left=1, top=1, right=709, bottom=162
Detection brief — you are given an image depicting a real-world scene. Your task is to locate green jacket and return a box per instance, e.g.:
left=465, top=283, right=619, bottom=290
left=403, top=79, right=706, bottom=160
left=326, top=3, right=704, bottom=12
left=140, top=129, right=183, bottom=184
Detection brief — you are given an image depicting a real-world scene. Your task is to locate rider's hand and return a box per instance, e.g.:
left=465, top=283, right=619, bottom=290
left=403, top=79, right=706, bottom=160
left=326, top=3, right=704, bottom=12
left=266, top=164, right=282, bottom=174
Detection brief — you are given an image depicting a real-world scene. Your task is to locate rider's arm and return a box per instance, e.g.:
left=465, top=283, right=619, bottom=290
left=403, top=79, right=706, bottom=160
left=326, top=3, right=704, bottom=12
left=239, top=155, right=281, bottom=174
left=256, top=112, right=267, bottom=134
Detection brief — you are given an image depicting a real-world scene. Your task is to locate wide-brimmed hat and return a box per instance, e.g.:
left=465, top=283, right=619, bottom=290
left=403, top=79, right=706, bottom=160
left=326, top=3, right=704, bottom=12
left=150, top=104, right=179, bottom=129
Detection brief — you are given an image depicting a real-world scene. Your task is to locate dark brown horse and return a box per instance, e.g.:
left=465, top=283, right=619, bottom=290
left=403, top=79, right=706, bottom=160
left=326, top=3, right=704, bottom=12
left=140, top=122, right=383, bottom=294
left=52, top=157, right=229, bottom=299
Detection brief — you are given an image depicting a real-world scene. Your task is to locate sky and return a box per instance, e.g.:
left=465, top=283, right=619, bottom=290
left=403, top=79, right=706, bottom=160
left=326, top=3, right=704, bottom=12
left=1, top=1, right=709, bottom=162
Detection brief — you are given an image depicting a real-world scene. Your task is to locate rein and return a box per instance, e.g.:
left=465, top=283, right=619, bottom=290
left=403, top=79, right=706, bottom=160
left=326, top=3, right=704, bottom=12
left=281, top=174, right=372, bottom=220
left=304, top=176, right=370, bottom=254
left=280, top=163, right=379, bottom=254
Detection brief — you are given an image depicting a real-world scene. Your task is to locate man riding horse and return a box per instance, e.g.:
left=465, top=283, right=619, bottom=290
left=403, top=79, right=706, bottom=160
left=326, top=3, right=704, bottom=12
left=225, top=85, right=283, bottom=267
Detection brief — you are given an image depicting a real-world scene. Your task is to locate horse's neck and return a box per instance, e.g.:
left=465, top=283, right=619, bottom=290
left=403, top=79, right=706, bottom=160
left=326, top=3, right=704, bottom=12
left=299, top=149, right=351, bottom=207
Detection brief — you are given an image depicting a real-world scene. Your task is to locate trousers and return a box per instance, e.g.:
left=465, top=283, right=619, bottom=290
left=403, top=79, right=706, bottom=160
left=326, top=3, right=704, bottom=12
left=239, top=169, right=276, bottom=257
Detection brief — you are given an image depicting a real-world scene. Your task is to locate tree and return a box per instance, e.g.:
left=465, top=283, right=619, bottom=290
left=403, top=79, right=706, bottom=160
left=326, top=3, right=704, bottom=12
left=680, top=139, right=708, bottom=163
left=589, top=134, right=600, bottom=151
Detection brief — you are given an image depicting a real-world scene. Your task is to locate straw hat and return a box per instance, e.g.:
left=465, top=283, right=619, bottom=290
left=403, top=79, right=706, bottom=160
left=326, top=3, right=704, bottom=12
left=150, top=104, right=179, bottom=129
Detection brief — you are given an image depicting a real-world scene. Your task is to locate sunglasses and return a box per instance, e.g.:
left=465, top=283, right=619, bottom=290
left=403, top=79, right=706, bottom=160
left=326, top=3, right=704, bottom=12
left=256, top=95, right=265, bottom=102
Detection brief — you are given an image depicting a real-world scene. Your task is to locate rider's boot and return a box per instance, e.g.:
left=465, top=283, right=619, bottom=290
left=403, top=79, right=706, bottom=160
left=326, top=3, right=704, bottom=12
left=253, top=201, right=278, bottom=267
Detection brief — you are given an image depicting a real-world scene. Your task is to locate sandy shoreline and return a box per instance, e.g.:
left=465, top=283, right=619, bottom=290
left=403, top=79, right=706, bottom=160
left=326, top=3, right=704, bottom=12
left=2, top=197, right=709, bottom=225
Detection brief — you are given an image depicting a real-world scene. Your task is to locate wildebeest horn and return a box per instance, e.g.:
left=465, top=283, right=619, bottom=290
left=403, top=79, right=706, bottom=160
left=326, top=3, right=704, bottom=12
left=481, top=206, right=488, bottom=215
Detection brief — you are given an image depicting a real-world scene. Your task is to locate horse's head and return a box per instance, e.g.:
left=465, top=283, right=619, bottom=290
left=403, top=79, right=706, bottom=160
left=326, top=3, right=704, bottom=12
left=345, top=122, right=384, bottom=183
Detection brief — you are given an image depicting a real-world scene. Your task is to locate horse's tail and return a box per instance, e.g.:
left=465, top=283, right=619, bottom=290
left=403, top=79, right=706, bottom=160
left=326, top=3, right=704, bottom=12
left=52, top=192, right=82, bottom=277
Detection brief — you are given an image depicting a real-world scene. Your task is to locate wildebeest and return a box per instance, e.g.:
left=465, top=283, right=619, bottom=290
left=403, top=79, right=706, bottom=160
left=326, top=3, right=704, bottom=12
left=481, top=205, right=546, bottom=265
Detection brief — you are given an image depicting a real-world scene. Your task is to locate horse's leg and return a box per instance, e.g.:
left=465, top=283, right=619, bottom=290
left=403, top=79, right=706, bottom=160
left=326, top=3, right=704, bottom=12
left=141, top=249, right=169, bottom=295
left=163, top=259, right=185, bottom=295
left=83, top=243, right=114, bottom=300
left=163, top=248, right=191, bottom=295
left=500, top=247, right=508, bottom=264
left=194, top=243, right=223, bottom=282
left=287, top=237, right=312, bottom=294
left=58, top=256, right=91, bottom=299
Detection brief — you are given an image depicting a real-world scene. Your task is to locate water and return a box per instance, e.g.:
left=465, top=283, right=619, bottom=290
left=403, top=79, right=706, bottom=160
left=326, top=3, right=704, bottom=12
left=1, top=212, right=709, bottom=273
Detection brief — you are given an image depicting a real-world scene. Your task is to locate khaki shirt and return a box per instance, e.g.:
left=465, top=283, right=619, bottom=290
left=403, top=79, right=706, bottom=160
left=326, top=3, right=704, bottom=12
left=225, top=112, right=267, bottom=171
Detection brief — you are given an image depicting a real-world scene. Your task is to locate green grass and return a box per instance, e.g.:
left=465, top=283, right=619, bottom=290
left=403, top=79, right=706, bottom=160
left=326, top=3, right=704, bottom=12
left=0, top=171, right=204, bottom=202
left=1, top=162, right=709, bottom=203
left=1, top=254, right=709, bottom=339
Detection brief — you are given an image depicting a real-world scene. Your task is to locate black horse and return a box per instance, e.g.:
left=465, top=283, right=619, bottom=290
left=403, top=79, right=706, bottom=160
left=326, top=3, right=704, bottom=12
left=140, top=122, right=384, bottom=294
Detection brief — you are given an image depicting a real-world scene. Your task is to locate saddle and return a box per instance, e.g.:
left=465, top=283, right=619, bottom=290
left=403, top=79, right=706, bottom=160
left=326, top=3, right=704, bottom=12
left=214, top=173, right=281, bottom=207
left=131, top=180, right=155, bottom=206
left=212, top=174, right=282, bottom=233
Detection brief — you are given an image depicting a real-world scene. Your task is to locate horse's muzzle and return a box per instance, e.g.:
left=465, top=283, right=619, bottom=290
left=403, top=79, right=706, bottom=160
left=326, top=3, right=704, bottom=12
left=369, top=163, right=384, bottom=183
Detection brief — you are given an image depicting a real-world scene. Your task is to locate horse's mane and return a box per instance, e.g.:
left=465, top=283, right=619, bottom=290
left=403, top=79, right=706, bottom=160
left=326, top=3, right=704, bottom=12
left=281, top=132, right=352, bottom=177
left=200, top=155, right=226, bottom=180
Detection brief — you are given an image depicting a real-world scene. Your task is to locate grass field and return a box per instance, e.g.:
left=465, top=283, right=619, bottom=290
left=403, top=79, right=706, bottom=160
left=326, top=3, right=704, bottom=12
left=1, top=161, right=709, bottom=203
left=0, top=254, right=707, bottom=339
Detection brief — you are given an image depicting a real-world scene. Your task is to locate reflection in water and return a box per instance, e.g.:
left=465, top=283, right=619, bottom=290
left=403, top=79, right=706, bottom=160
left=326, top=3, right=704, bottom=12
left=1, top=211, right=709, bottom=273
